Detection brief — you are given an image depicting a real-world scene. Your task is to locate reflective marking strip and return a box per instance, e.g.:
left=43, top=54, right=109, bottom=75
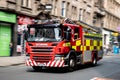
left=55, top=60, right=60, bottom=67
left=66, top=42, right=71, bottom=46
left=63, top=42, right=71, bottom=47
left=30, top=60, right=33, bottom=66
left=100, top=41, right=102, bottom=46
left=33, top=60, right=37, bottom=66
left=80, top=46, right=83, bottom=51
left=97, top=46, right=100, bottom=50
left=76, top=40, right=81, bottom=46
left=93, top=40, right=97, bottom=46
left=51, top=60, right=56, bottom=67
left=86, top=39, right=90, bottom=46
left=26, top=60, right=29, bottom=66
left=90, top=46, right=93, bottom=50
left=84, top=46, right=86, bottom=51
left=26, top=59, right=65, bottom=67
left=72, top=46, right=76, bottom=50
left=28, top=60, right=33, bottom=66
left=28, top=60, right=31, bottom=66
left=47, top=61, right=51, bottom=66
left=59, top=60, right=64, bottom=67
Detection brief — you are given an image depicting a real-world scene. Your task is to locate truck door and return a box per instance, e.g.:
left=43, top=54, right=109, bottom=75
left=72, top=27, right=81, bottom=51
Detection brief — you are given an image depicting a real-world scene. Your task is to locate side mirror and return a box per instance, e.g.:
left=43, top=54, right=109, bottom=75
left=65, top=26, right=71, bottom=41
left=66, top=31, right=71, bottom=41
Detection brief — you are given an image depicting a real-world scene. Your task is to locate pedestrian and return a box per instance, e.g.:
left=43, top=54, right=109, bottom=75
left=9, top=42, right=13, bottom=56
left=105, top=44, right=109, bottom=55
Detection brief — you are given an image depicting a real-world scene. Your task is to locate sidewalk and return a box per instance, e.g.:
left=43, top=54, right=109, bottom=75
left=0, top=55, right=25, bottom=67
left=103, top=52, right=120, bottom=58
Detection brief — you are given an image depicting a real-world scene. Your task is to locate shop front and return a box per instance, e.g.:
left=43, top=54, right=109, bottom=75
left=17, top=16, right=34, bottom=54
left=102, top=28, right=119, bottom=54
left=0, top=11, right=16, bottom=56
left=102, top=29, right=110, bottom=48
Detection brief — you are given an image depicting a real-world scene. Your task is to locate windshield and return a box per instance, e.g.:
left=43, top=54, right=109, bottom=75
left=27, top=27, right=62, bottom=42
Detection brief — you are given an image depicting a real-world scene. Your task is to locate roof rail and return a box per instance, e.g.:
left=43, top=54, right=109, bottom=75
left=33, top=19, right=61, bottom=24
left=75, top=20, right=101, bottom=33
left=63, top=18, right=76, bottom=24
left=32, top=18, right=101, bottom=33
left=33, top=18, right=76, bottom=25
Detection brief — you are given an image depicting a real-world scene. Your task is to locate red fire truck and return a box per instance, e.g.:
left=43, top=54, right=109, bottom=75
left=24, top=18, right=103, bottom=71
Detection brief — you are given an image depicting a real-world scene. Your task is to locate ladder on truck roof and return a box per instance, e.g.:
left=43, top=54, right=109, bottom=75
left=61, top=18, right=101, bottom=33
left=33, top=18, right=101, bottom=33
left=75, top=20, right=101, bottom=33
left=34, top=18, right=75, bottom=25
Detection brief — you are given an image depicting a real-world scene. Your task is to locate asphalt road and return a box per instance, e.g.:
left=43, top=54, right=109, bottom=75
left=0, top=55, right=120, bottom=80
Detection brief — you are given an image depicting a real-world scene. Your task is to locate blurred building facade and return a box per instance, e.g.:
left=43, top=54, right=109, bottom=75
left=0, top=0, right=40, bottom=56
left=49, top=0, right=95, bottom=25
left=100, top=0, right=120, bottom=48
left=40, top=0, right=120, bottom=48
left=0, top=0, right=120, bottom=56
left=49, top=0, right=120, bottom=49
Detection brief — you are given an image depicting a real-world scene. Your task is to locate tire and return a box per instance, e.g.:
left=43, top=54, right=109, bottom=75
left=32, top=66, right=42, bottom=71
left=68, top=55, right=76, bottom=71
left=92, top=56, right=97, bottom=66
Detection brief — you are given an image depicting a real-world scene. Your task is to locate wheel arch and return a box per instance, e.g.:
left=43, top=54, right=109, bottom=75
left=66, top=49, right=77, bottom=60
left=92, top=51, right=98, bottom=61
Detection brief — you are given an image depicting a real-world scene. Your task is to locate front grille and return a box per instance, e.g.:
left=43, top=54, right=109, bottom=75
left=32, top=49, right=52, bottom=52
left=33, top=56, right=52, bottom=63
left=31, top=46, right=54, bottom=53
left=30, top=46, right=55, bottom=63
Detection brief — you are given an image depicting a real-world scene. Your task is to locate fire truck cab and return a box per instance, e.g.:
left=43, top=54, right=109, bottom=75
left=24, top=19, right=103, bottom=71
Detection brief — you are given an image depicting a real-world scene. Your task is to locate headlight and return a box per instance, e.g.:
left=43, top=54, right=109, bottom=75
left=55, top=55, right=64, bottom=60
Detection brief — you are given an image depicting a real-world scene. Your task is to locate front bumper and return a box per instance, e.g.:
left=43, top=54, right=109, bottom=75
left=25, top=59, right=66, bottom=67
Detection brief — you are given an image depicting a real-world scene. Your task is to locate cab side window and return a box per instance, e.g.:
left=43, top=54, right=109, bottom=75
left=63, top=26, right=71, bottom=39
left=74, top=27, right=79, bottom=39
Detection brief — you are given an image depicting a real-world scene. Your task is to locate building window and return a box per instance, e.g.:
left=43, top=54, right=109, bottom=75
left=71, top=6, right=77, bottom=19
left=51, top=0, right=54, bottom=14
left=21, top=0, right=32, bottom=8
left=66, top=2, right=70, bottom=18
left=55, top=0, right=58, bottom=15
left=61, top=1, right=66, bottom=17
left=28, top=0, right=32, bottom=8
left=83, top=9, right=86, bottom=22
left=79, top=9, right=83, bottom=21
left=21, top=0, right=26, bottom=7
left=74, top=7, right=77, bottom=19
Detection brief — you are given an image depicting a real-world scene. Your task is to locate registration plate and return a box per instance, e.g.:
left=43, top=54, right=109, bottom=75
left=38, top=63, right=46, bottom=66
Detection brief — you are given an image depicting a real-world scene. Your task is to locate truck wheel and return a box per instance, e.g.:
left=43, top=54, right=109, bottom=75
left=68, top=55, right=76, bottom=71
left=92, top=56, right=97, bottom=66
left=32, top=66, right=42, bottom=71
